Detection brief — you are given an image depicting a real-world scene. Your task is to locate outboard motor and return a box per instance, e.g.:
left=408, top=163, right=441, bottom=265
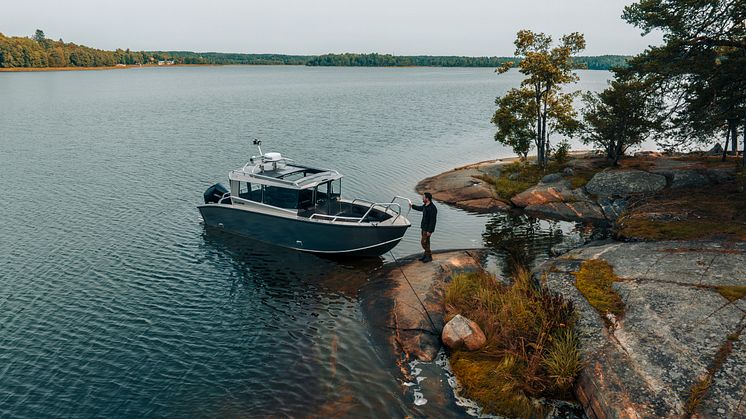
left=203, top=183, right=230, bottom=204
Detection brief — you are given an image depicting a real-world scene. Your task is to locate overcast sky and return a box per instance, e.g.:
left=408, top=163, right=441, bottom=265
left=1, top=0, right=661, bottom=56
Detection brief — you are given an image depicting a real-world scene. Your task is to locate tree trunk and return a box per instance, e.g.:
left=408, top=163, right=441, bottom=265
left=743, top=113, right=746, bottom=167
left=541, top=96, right=548, bottom=167
left=535, top=85, right=543, bottom=167
left=722, top=120, right=733, bottom=162
left=733, top=120, right=739, bottom=157
left=614, top=139, right=624, bottom=166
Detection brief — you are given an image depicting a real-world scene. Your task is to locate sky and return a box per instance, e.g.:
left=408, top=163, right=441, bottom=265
left=1, top=0, right=662, bottom=56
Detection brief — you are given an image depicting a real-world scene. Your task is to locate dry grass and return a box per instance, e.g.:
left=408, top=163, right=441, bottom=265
left=445, top=269, right=580, bottom=417
left=685, top=330, right=740, bottom=415
left=617, top=183, right=746, bottom=242
left=573, top=259, right=624, bottom=324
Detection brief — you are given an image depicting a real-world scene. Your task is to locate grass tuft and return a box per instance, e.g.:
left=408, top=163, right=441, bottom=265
left=716, top=285, right=746, bottom=302
left=543, top=328, right=583, bottom=392
left=573, top=259, right=624, bottom=324
left=445, top=268, right=580, bottom=416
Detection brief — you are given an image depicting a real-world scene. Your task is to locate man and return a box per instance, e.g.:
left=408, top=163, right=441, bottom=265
left=410, top=192, right=437, bottom=262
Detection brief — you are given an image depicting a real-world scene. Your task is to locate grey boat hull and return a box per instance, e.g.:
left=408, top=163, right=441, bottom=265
left=198, top=204, right=410, bottom=257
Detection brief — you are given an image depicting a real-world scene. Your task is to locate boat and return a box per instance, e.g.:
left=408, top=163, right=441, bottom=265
left=198, top=141, right=412, bottom=257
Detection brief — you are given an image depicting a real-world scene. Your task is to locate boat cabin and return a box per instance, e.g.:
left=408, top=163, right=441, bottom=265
left=224, top=155, right=336, bottom=214
left=225, top=153, right=393, bottom=223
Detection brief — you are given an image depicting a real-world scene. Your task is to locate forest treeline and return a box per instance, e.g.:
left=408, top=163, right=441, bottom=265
left=305, top=53, right=629, bottom=69
left=0, top=31, right=628, bottom=70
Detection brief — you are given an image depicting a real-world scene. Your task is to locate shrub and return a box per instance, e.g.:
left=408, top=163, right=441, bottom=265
left=445, top=268, right=580, bottom=416
left=553, top=140, right=571, bottom=165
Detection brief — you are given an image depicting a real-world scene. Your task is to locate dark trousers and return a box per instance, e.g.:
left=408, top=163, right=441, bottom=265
left=420, top=231, right=432, bottom=256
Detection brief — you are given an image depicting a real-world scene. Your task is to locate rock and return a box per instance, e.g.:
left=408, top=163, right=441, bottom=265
left=597, top=197, right=628, bottom=221
left=539, top=241, right=746, bottom=418
left=511, top=181, right=589, bottom=208
left=525, top=201, right=606, bottom=222
left=458, top=198, right=511, bottom=213
left=707, top=168, right=736, bottom=184
left=635, top=151, right=663, bottom=158
left=670, top=170, right=711, bottom=189
left=550, top=235, right=587, bottom=256
left=477, top=163, right=502, bottom=179
left=442, top=314, right=487, bottom=351
left=508, top=172, right=520, bottom=181
left=708, top=143, right=724, bottom=155
left=585, top=170, right=667, bottom=197
left=361, top=250, right=485, bottom=363
left=563, top=167, right=575, bottom=176
left=540, top=173, right=564, bottom=184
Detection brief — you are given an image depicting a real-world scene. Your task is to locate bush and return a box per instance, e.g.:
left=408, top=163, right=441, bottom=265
left=445, top=268, right=581, bottom=416
left=553, top=140, right=571, bottom=165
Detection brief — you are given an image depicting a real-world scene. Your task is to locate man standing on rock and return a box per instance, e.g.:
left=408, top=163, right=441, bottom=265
left=410, top=192, right=437, bottom=263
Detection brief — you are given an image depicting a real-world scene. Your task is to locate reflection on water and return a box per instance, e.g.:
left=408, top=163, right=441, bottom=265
left=200, top=227, right=384, bottom=298
left=482, top=211, right=610, bottom=278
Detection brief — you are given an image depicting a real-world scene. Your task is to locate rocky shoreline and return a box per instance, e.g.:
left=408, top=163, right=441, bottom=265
left=387, top=152, right=746, bottom=417
left=415, top=151, right=739, bottom=226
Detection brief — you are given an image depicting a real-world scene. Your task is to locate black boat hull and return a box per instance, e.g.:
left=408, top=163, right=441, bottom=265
left=198, top=204, right=410, bottom=257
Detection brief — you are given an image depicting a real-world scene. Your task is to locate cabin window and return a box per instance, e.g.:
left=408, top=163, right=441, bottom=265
left=262, top=186, right=299, bottom=209
left=239, top=182, right=250, bottom=199
left=298, top=188, right=314, bottom=211
left=330, top=179, right=341, bottom=200
left=237, top=182, right=262, bottom=202
left=315, top=182, right=329, bottom=207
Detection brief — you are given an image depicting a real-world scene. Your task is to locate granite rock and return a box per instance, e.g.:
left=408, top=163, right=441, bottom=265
left=585, top=170, right=667, bottom=197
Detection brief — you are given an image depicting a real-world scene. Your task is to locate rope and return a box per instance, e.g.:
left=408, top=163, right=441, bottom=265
left=388, top=250, right=439, bottom=335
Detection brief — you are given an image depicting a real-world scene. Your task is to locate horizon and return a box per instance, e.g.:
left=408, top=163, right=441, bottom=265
left=1, top=0, right=661, bottom=57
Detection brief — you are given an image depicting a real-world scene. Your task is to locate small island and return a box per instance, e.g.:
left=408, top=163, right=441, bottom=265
left=387, top=4, right=745, bottom=417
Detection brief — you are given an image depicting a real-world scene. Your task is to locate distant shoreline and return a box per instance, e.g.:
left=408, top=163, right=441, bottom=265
left=0, top=63, right=619, bottom=73
left=0, top=63, right=219, bottom=73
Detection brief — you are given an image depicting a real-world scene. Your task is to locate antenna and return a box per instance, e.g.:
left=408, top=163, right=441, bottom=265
left=253, top=138, right=263, bottom=156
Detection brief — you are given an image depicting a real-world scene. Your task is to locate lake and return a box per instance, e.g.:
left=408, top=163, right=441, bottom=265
left=0, top=66, right=610, bottom=417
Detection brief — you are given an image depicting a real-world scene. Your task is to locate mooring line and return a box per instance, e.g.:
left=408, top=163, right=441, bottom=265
left=388, top=250, right=439, bottom=335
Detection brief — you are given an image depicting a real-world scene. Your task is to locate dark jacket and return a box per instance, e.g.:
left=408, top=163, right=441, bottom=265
left=412, top=202, right=437, bottom=233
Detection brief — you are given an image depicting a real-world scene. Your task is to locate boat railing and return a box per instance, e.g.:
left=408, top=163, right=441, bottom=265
left=389, top=196, right=413, bottom=224
left=310, top=200, right=404, bottom=224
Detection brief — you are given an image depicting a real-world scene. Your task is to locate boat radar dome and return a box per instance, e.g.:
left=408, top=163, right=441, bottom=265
left=264, top=152, right=283, bottom=162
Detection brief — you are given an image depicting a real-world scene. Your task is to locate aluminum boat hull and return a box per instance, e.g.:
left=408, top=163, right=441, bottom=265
left=198, top=204, right=410, bottom=257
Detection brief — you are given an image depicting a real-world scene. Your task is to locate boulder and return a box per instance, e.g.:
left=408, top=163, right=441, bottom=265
left=540, top=173, right=564, bottom=184
left=585, top=170, right=667, bottom=197
left=525, top=201, right=606, bottom=223
left=597, top=197, right=628, bottom=221
left=563, top=167, right=575, bottom=176
left=670, top=170, right=711, bottom=189
left=508, top=172, right=520, bottom=181
left=511, top=181, right=590, bottom=208
left=706, top=168, right=736, bottom=184
left=635, top=151, right=663, bottom=158
left=442, top=314, right=486, bottom=351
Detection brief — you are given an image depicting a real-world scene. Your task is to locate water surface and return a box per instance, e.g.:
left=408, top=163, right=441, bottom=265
left=0, top=66, right=610, bottom=417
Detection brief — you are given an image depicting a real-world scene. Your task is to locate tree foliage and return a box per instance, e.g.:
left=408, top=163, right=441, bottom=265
left=621, top=0, right=746, bottom=156
left=492, top=30, right=585, bottom=167
left=581, top=75, right=662, bottom=164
